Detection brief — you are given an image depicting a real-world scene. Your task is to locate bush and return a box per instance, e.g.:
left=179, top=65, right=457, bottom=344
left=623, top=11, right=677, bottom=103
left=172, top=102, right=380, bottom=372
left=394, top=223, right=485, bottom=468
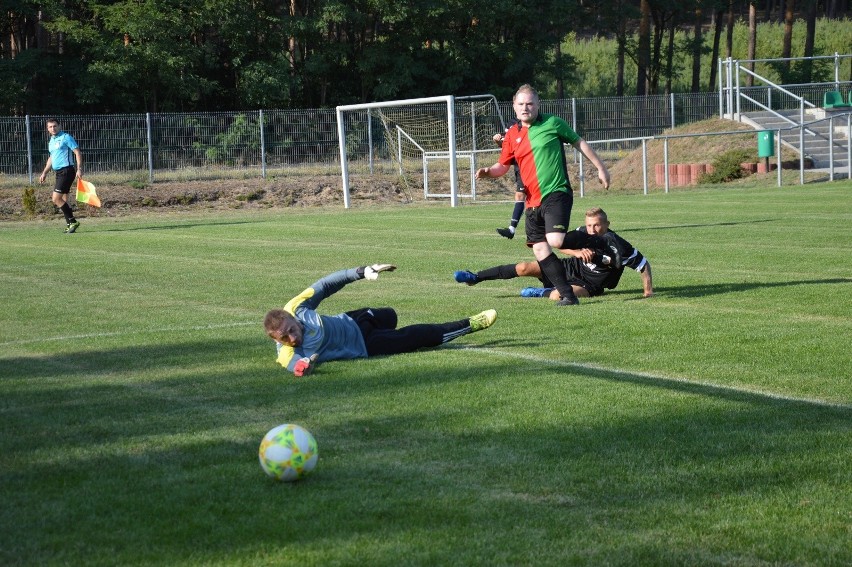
left=22, top=186, right=38, bottom=216
left=700, top=149, right=757, bottom=184
left=236, top=189, right=265, bottom=202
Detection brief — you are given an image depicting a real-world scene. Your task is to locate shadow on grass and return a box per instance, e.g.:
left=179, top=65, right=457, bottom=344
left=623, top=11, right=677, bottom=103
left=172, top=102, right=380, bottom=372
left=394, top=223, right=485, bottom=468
left=96, top=219, right=264, bottom=232
left=604, top=277, right=852, bottom=299
left=486, top=276, right=852, bottom=303
left=464, top=344, right=851, bottom=412
left=617, top=218, right=779, bottom=233
left=2, top=337, right=850, bottom=565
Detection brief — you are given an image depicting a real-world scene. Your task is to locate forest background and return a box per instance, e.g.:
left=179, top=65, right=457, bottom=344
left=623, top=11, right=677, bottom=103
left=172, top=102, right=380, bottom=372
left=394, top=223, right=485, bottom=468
left=1, top=0, right=851, bottom=117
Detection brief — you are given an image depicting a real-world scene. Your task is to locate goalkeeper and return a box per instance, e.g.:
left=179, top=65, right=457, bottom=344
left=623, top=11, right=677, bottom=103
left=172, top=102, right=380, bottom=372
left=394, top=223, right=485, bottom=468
left=264, top=264, right=497, bottom=377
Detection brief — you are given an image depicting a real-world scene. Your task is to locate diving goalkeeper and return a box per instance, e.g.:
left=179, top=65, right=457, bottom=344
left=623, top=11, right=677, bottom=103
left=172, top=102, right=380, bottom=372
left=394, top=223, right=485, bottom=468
left=264, top=265, right=497, bottom=377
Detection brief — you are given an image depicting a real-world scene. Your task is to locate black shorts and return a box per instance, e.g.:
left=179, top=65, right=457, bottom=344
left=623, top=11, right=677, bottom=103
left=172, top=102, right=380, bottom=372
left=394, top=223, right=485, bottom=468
left=346, top=306, right=398, bottom=339
left=524, top=190, right=573, bottom=245
left=538, top=258, right=604, bottom=297
left=53, top=166, right=76, bottom=195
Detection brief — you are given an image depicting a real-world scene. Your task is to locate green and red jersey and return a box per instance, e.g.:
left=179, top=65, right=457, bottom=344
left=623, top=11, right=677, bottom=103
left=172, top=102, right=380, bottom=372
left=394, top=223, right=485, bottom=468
left=498, top=113, right=580, bottom=208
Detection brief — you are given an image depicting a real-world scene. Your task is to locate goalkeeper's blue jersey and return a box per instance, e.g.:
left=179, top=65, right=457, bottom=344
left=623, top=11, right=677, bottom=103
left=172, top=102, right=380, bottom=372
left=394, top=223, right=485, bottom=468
left=275, top=268, right=368, bottom=372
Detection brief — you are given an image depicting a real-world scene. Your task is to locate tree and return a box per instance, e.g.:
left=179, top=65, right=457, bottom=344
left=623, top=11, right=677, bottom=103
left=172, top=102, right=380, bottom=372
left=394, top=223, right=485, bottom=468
left=579, top=0, right=639, bottom=97
left=691, top=2, right=704, bottom=92
left=637, top=0, right=651, bottom=95
left=747, top=1, right=757, bottom=86
left=708, top=1, right=727, bottom=90
left=725, top=0, right=735, bottom=58
left=781, top=0, right=795, bottom=67
left=801, top=0, right=817, bottom=82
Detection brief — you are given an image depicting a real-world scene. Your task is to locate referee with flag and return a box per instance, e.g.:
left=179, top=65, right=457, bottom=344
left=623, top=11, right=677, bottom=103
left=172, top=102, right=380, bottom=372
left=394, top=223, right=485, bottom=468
left=39, top=118, right=83, bottom=233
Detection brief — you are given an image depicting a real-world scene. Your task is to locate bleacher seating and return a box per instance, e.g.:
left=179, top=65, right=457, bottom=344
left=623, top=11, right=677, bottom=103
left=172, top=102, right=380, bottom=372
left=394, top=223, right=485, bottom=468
left=823, top=90, right=851, bottom=108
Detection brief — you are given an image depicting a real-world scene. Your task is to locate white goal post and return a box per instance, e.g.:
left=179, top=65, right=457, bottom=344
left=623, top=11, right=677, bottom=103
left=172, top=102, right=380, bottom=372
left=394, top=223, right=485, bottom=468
left=336, top=94, right=506, bottom=208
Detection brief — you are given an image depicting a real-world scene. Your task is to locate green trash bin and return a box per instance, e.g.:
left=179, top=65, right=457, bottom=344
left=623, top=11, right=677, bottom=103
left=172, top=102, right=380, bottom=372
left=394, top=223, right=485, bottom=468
left=758, top=130, right=775, bottom=158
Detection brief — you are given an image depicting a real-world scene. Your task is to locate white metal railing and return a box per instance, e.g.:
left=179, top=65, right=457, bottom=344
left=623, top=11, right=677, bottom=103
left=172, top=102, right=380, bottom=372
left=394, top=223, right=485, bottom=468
left=721, top=56, right=817, bottom=132
left=579, top=112, right=851, bottom=195
left=720, top=54, right=851, bottom=125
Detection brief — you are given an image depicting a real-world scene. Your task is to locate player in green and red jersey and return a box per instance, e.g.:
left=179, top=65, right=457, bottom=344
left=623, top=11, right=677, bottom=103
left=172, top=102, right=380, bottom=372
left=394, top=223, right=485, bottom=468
left=475, top=84, right=611, bottom=306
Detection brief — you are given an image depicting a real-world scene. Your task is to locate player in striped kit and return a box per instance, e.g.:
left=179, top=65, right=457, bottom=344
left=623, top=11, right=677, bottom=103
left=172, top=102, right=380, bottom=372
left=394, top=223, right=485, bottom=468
left=475, top=84, right=611, bottom=306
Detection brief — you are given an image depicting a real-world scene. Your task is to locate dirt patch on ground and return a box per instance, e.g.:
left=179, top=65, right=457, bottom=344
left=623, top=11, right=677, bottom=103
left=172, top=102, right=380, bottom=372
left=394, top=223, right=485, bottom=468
left=0, top=173, right=425, bottom=221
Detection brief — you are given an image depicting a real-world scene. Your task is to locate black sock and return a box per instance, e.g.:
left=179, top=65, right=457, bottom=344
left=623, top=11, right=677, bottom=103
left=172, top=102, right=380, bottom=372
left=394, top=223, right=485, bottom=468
left=538, top=253, right=575, bottom=299
left=476, top=264, right=518, bottom=281
left=440, top=319, right=472, bottom=343
left=509, top=201, right=524, bottom=228
left=60, top=203, right=76, bottom=224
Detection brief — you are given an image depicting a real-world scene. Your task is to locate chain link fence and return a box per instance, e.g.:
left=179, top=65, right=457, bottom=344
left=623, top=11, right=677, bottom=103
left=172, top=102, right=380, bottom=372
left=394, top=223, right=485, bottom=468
left=0, top=87, right=841, bottom=184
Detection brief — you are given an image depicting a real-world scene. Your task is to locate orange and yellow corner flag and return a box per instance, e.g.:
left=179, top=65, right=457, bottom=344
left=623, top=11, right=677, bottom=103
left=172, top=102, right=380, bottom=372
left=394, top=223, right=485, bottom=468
left=76, top=178, right=102, bottom=208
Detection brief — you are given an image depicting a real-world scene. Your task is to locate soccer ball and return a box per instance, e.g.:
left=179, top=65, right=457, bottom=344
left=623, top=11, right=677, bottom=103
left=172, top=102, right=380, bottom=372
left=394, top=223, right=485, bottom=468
left=258, top=423, right=319, bottom=481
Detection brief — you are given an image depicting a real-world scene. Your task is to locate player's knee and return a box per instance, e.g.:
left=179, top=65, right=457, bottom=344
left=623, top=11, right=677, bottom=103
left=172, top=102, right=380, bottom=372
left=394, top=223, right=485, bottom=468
left=545, top=233, right=566, bottom=249
left=516, top=262, right=538, bottom=277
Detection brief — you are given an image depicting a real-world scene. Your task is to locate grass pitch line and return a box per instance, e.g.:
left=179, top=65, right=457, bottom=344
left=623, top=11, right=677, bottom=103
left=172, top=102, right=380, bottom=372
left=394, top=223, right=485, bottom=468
left=1, top=321, right=257, bottom=347
left=464, top=346, right=852, bottom=411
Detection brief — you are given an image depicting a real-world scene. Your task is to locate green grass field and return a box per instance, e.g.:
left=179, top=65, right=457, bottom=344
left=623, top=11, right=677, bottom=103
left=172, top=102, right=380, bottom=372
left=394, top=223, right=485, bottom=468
left=2, top=182, right=851, bottom=566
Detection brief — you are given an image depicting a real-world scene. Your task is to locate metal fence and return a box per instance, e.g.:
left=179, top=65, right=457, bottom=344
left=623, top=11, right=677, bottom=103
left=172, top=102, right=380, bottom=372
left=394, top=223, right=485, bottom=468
left=0, top=85, right=846, bottom=184
left=0, top=109, right=344, bottom=183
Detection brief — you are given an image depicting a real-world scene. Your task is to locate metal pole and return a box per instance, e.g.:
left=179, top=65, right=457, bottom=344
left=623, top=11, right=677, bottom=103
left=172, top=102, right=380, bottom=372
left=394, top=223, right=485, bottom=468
left=368, top=110, right=374, bottom=175
left=776, top=129, right=782, bottom=187
left=735, top=60, right=741, bottom=119
left=799, top=125, right=805, bottom=185
left=259, top=110, right=266, bottom=179
left=670, top=92, right=675, bottom=129
left=834, top=52, right=840, bottom=90
left=470, top=102, right=477, bottom=198
left=727, top=57, right=734, bottom=117
left=397, top=128, right=403, bottom=175
left=847, top=113, right=851, bottom=180
left=571, top=98, right=577, bottom=131
left=641, top=138, right=648, bottom=195
left=828, top=115, right=835, bottom=181
left=335, top=107, right=351, bottom=208
left=446, top=97, right=459, bottom=207
left=423, top=155, right=429, bottom=198
left=470, top=102, right=476, bottom=155
left=469, top=155, right=476, bottom=200
left=146, top=113, right=154, bottom=183
left=26, top=115, right=33, bottom=184
left=718, top=58, right=724, bottom=118
left=663, top=138, right=670, bottom=194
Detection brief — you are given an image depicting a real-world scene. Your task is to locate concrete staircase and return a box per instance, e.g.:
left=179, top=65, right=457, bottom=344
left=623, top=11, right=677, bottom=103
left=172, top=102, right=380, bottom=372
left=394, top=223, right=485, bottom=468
left=739, top=109, right=851, bottom=172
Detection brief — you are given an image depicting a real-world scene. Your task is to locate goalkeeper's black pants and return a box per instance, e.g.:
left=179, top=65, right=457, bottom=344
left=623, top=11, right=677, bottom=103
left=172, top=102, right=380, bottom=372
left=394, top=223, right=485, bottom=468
left=347, top=307, right=471, bottom=356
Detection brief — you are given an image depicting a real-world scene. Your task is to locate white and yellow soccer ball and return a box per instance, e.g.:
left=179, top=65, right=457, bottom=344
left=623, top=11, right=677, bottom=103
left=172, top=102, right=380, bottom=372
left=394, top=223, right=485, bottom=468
left=258, top=424, right=319, bottom=481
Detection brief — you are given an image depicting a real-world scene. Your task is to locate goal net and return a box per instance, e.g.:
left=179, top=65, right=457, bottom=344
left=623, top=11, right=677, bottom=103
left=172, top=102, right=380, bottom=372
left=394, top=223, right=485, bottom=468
left=336, top=95, right=506, bottom=208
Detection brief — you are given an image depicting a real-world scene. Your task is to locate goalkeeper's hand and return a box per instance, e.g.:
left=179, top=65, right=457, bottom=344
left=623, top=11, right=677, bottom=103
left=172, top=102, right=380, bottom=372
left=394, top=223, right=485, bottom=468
left=293, top=357, right=313, bottom=377
left=360, top=264, right=397, bottom=280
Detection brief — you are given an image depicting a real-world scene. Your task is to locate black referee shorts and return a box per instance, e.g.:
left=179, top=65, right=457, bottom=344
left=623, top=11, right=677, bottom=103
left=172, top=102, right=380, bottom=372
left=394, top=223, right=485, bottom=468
left=53, top=166, right=76, bottom=195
